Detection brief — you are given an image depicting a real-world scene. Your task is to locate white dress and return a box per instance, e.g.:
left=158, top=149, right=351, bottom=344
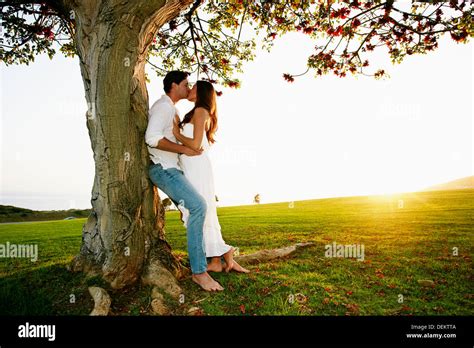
left=178, top=122, right=232, bottom=258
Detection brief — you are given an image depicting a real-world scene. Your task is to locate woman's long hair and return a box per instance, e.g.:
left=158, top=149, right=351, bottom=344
left=178, top=80, right=218, bottom=144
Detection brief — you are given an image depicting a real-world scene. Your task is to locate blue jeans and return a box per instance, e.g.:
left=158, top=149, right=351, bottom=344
left=148, top=162, right=207, bottom=274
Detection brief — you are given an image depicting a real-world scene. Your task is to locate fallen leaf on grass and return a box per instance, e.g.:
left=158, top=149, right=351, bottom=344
left=344, top=303, right=359, bottom=314
left=295, top=293, right=307, bottom=304
left=187, top=307, right=204, bottom=316
left=417, top=279, right=435, bottom=287
left=375, top=269, right=385, bottom=279
left=401, top=305, right=412, bottom=312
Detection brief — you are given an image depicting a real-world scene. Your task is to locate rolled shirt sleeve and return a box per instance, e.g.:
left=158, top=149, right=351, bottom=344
left=145, top=103, right=175, bottom=148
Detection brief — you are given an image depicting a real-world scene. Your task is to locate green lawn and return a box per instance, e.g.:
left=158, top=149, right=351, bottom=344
left=1, top=189, right=473, bottom=316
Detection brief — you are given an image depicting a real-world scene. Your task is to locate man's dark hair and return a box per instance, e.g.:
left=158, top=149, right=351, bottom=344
left=163, top=71, right=189, bottom=93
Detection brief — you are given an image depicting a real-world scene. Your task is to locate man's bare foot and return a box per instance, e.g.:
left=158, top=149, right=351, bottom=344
left=207, top=258, right=223, bottom=272
left=229, top=260, right=250, bottom=273
left=192, top=272, right=224, bottom=292
left=223, top=247, right=235, bottom=273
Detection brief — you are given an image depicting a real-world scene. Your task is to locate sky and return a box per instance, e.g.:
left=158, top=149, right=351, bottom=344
left=1, top=29, right=472, bottom=210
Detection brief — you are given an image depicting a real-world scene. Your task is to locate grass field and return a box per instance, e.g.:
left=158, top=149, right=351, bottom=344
left=0, top=189, right=473, bottom=316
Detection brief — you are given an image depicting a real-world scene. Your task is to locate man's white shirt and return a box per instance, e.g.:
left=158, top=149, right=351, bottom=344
left=145, top=95, right=181, bottom=170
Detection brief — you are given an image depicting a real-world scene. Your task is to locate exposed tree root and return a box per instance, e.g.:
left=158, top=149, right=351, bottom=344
left=88, top=286, right=111, bottom=316
left=234, top=242, right=315, bottom=265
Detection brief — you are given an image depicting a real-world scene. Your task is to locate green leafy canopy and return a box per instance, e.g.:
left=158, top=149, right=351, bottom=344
left=1, top=0, right=472, bottom=88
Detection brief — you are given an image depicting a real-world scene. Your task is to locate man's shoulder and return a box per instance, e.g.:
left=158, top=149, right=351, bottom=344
left=150, top=97, right=174, bottom=115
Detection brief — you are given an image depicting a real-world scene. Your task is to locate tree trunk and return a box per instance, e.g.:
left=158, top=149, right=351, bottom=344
left=68, top=0, right=194, bottom=290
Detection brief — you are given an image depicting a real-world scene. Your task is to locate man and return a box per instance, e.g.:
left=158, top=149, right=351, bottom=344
left=145, top=71, right=224, bottom=292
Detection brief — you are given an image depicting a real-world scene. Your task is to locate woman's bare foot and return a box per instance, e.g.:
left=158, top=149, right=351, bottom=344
left=223, top=247, right=235, bottom=273
left=192, top=272, right=224, bottom=292
left=228, top=260, right=250, bottom=273
left=207, top=257, right=223, bottom=272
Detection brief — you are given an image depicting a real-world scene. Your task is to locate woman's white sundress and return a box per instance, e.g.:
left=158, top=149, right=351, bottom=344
left=178, top=122, right=232, bottom=258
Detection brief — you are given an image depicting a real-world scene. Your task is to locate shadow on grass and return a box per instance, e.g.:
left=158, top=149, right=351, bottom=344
left=0, top=263, right=98, bottom=315
left=0, top=263, right=173, bottom=316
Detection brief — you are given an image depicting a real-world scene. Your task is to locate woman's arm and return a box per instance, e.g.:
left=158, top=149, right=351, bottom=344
left=173, top=108, right=208, bottom=151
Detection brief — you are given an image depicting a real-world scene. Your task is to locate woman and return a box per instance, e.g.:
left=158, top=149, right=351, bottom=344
left=172, top=80, right=249, bottom=273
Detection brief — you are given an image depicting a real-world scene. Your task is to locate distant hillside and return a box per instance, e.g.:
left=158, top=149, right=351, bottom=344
left=0, top=205, right=91, bottom=223
left=421, top=176, right=474, bottom=192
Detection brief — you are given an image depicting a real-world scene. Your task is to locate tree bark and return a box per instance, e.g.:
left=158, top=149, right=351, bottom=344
left=68, top=0, right=194, bottom=289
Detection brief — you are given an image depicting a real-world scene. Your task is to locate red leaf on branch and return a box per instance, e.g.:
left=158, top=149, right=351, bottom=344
left=327, top=26, right=343, bottom=37
left=350, top=0, right=360, bottom=9
left=283, top=74, right=294, bottom=82
left=42, top=27, right=54, bottom=40
left=374, top=69, right=386, bottom=78
left=169, top=20, right=177, bottom=32
left=227, top=80, right=240, bottom=88
left=450, top=30, right=468, bottom=43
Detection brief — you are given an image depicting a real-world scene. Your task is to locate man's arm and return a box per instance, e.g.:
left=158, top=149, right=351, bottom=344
left=145, top=104, right=202, bottom=155
left=157, top=137, right=189, bottom=154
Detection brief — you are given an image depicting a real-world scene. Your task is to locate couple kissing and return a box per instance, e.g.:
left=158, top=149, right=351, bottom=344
left=146, top=71, right=250, bottom=292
